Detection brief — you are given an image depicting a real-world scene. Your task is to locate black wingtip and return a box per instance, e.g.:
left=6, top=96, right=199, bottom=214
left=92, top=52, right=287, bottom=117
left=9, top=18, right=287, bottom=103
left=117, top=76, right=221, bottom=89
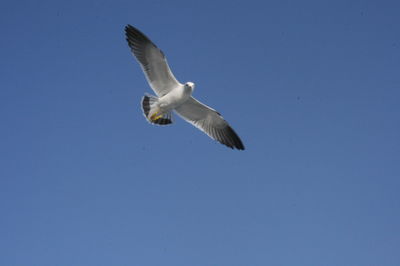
left=224, top=125, right=245, bottom=150
left=227, top=126, right=245, bottom=150
left=124, top=24, right=134, bottom=36
left=124, top=24, right=149, bottom=40
left=125, top=24, right=135, bottom=32
left=124, top=24, right=161, bottom=56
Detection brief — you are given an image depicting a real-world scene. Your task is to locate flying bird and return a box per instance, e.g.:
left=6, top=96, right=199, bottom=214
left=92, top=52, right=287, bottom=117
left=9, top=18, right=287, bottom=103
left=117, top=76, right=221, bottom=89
left=125, top=25, right=245, bottom=150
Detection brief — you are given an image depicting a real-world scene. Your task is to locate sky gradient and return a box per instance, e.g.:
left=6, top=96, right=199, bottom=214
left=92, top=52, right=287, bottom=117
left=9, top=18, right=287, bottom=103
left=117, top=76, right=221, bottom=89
left=1, top=0, right=400, bottom=265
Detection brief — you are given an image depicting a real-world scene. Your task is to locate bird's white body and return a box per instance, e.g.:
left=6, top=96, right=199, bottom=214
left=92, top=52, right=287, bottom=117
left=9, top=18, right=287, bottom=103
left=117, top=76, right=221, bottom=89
left=158, top=83, right=194, bottom=113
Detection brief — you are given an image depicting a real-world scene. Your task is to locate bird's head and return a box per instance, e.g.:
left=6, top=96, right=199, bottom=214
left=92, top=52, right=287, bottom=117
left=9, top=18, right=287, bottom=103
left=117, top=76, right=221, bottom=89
left=184, top=82, right=195, bottom=93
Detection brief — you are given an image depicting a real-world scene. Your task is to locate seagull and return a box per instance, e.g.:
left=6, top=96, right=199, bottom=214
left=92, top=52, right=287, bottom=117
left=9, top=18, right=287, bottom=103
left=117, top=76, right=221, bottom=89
left=125, top=25, right=245, bottom=150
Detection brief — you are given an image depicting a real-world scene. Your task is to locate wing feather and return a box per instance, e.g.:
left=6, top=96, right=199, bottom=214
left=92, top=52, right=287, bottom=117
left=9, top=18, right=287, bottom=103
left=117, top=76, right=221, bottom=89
left=175, top=97, right=245, bottom=150
left=125, top=25, right=180, bottom=96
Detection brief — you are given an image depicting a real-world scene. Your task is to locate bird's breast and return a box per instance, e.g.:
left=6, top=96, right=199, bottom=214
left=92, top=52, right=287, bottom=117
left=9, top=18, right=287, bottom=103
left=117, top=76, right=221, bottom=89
left=159, top=86, right=191, bottom=111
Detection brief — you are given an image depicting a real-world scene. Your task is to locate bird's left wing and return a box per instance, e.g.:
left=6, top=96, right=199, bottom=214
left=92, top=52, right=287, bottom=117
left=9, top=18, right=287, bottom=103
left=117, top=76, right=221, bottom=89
left=175, top=97, right=245, bottom=150
left=125, top=25, right=180, bottom=96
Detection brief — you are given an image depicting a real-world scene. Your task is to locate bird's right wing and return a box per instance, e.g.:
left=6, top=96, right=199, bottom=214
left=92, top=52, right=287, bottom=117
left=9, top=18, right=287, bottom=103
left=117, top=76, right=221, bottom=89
left=175, top=97, right=245, bottom=150
left=125, top=25, right=181, bottom=97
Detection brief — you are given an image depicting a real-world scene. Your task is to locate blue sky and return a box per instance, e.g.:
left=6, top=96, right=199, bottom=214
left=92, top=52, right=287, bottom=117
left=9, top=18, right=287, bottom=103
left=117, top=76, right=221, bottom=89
left=1, top=0, right=400, bottom=265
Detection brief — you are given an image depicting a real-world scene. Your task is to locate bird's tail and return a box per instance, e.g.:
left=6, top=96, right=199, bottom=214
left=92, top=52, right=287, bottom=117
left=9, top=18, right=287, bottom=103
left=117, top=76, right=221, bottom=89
left=141, top=94, right=173, bottom=125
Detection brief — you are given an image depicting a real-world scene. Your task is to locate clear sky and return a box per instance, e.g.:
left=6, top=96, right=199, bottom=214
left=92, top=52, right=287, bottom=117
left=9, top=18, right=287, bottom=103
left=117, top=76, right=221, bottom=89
left=1, top=0, right=399, bottom=265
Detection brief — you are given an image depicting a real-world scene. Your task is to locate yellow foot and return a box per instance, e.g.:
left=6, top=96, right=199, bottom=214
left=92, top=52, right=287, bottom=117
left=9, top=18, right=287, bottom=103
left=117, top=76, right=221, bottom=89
left=150, top=111, right=163, bottom=121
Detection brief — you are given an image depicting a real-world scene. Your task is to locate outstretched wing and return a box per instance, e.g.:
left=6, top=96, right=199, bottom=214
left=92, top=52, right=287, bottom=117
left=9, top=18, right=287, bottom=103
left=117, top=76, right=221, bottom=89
left=175, top=97, right=245, bottom=150
left=125, top=25, right=181, bottom=96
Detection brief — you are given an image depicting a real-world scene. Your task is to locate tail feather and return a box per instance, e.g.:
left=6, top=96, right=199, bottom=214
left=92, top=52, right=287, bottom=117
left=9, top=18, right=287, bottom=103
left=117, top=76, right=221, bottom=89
left=153, top=112, right=173, bottom=125
left=141, top=94, right=153, bottom=117
left=141, top=94, right=173, bottom=126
